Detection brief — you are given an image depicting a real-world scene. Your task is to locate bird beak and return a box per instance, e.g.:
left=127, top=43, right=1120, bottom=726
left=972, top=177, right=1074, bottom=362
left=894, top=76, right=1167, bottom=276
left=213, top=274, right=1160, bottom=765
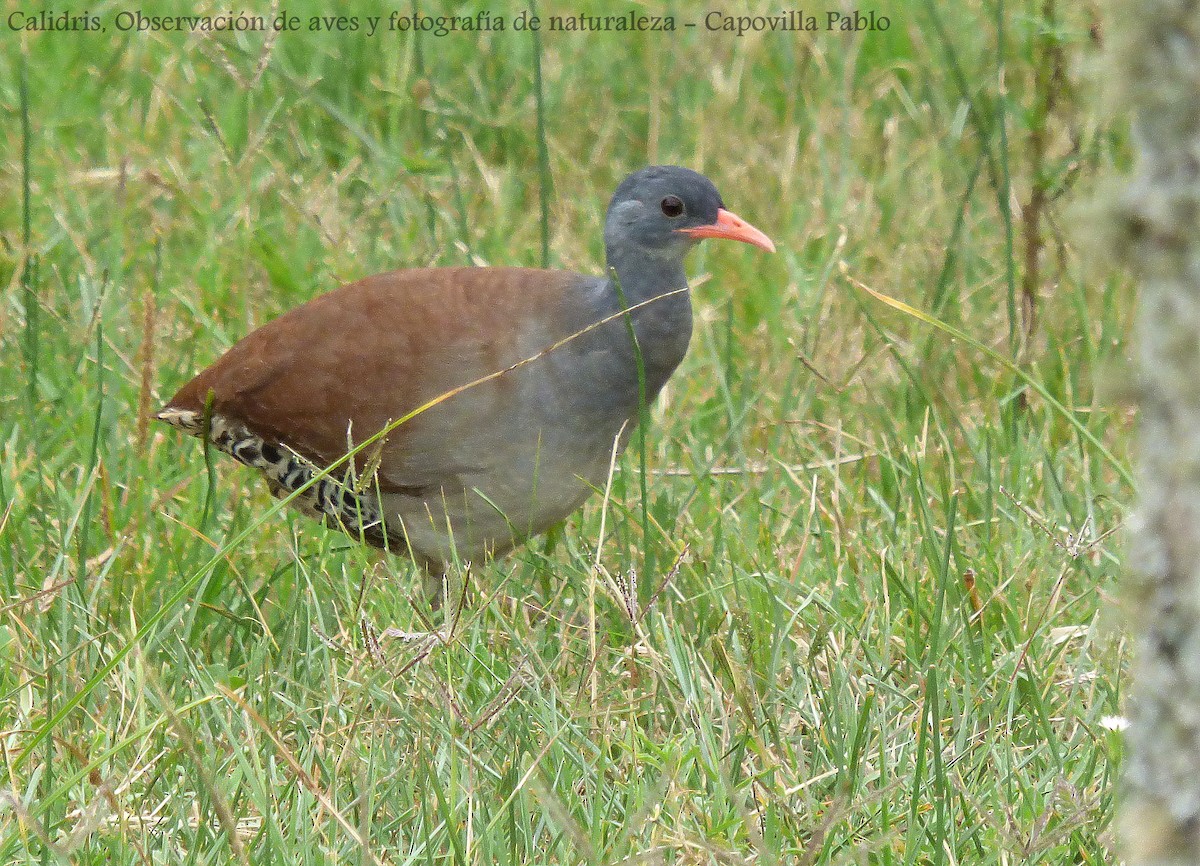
left=676, top=208, right=776, bottom=253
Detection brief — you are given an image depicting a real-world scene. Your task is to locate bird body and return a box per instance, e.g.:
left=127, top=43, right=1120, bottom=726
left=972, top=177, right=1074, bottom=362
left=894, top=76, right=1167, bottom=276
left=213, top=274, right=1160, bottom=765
left=158, top=167, right=774, bottom=572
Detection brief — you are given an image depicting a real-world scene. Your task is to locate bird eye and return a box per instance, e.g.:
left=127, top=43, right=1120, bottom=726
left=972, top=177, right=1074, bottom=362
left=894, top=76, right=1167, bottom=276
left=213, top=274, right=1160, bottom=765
left=660, top=195, right=684, bottom=218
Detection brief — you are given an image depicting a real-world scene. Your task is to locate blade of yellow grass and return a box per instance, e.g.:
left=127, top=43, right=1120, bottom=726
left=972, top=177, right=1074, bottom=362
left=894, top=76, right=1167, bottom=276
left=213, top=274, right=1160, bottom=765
left=843, top=265, right=1134, bottom=489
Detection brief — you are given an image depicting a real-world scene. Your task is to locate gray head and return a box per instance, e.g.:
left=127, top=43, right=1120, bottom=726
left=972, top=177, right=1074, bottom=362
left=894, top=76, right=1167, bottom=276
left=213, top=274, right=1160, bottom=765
left=603, top=165, right=775, bottom=260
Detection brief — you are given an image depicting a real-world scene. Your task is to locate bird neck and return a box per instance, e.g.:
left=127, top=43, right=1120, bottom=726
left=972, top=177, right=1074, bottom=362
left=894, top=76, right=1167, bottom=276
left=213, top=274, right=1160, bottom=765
left=604, top=242, right=689, bottom=308
left=601, top=242, right=694, bottom=402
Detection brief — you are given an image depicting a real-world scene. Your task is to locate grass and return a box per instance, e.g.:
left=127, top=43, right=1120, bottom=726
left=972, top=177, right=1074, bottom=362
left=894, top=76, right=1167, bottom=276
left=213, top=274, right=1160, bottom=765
left=1, top=1, right=1129, bottom=862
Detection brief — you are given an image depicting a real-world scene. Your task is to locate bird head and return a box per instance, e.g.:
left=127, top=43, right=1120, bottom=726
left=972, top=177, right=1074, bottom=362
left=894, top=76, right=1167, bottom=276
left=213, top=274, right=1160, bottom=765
left=604, top=165, right=775, bottom=259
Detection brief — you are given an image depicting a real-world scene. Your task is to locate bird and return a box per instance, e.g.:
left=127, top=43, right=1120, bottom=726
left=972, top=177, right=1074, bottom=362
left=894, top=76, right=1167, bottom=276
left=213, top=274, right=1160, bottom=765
left=157, top=165, right=774, bottom=593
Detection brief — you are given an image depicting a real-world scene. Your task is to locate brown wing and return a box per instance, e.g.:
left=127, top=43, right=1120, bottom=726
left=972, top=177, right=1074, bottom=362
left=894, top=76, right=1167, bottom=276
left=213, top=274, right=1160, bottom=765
left=162, top=266, right=588, bottom=490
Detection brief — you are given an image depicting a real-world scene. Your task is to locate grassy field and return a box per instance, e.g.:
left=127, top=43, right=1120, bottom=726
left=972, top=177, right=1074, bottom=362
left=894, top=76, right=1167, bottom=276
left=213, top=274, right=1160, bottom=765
left=0, top=1, right=1131, bottom=862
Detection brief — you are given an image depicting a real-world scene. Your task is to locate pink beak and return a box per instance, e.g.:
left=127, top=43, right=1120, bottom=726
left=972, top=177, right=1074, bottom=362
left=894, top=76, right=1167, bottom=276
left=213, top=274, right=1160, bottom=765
left=676, top=208, right=775, bottom=253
